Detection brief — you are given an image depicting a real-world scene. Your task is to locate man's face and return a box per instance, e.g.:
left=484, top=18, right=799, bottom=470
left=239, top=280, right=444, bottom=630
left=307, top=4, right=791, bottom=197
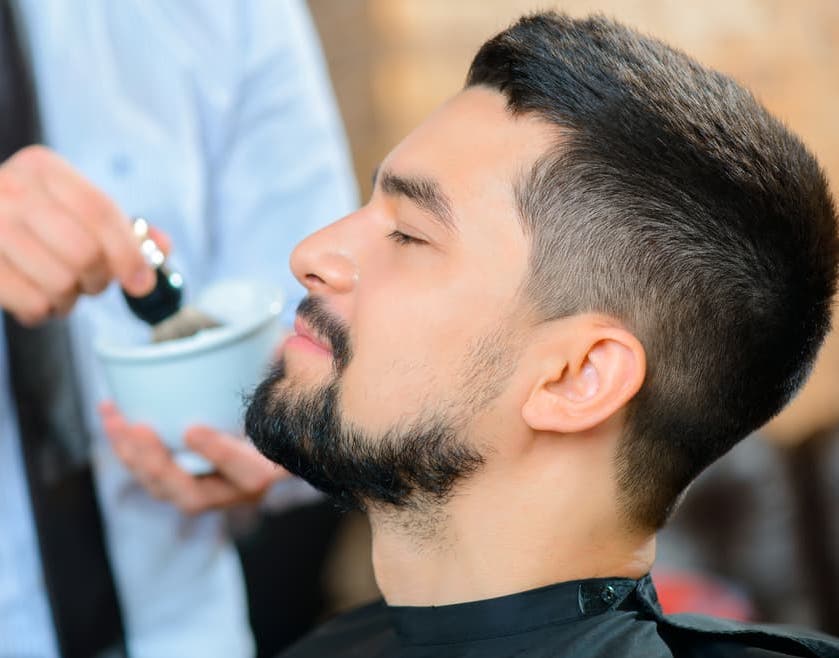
left=246, top=87, right=554, bottom=509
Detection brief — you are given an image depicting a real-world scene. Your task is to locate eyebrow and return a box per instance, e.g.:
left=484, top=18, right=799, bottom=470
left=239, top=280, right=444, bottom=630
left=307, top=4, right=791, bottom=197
left=374, top=167, right=457, bottom=233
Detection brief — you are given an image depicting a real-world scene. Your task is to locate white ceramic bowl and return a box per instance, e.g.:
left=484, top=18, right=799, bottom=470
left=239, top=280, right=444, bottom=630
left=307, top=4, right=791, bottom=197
left=95, top=279, right=284, bottom=474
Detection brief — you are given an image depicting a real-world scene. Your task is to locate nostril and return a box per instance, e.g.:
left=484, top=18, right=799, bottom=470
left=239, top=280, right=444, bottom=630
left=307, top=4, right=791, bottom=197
left=305, top=273, right=325, bottom=285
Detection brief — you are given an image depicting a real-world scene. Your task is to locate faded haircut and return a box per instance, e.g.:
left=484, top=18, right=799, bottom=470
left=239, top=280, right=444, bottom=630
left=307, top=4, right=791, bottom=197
left=467, top=12, right=838, bottom=529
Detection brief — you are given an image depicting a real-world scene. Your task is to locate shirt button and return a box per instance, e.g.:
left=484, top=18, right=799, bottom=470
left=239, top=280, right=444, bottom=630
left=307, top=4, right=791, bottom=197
left=111, top=153, right=133, bottom=177
left=600, top=585, right=617, bottom=604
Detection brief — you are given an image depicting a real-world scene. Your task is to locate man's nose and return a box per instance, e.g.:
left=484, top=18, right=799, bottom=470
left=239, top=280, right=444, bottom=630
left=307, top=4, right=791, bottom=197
left=290, top=218, right=359, bottom=295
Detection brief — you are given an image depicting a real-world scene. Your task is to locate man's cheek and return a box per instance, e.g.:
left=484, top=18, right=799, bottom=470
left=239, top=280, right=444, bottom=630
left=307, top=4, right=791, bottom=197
left=340, top=352, right=439, bottom=428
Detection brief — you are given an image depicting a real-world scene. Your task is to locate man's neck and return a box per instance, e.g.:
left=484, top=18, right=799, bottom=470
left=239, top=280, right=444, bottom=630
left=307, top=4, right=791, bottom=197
left=368, top=456, right=655, bottom=607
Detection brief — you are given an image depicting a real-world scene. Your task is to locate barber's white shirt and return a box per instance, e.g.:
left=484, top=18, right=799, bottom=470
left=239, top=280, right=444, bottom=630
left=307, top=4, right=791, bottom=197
left=0, top=1, right=357, bottom=656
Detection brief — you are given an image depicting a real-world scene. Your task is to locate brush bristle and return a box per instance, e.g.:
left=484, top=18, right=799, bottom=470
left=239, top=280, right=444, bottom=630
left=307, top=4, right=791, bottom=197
left=151, top=306, right=223, bottom=343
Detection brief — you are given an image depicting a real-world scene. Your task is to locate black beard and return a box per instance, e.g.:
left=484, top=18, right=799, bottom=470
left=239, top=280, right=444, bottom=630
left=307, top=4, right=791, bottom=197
left=244, top=360, right=485, bottom=511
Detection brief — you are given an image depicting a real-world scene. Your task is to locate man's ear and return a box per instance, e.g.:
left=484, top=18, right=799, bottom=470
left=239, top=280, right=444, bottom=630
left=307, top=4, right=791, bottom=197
left=521, top=318, right=646, bottom=434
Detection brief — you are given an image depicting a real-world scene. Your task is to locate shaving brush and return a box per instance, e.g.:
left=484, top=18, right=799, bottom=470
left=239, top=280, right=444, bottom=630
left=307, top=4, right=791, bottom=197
left=123, top=218, right=222, bottom=342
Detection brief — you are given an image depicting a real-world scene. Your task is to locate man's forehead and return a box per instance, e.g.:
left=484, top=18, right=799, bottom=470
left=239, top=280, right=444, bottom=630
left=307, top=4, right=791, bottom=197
left=383, top=87, right=555, bottom=205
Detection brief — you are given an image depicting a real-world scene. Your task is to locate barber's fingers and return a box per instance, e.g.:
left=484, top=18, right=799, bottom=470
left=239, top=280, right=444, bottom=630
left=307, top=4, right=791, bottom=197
left=0, top=218, right=81, bottom=313
left=147, top=225, right=171, bottom=256
left=101, top=405, right=267, bottom=514
left=102, top=411, right=193, bottom=501
left=181, top=477, right=250, bottom=514
left=22, top=197, right=111, bottom=295
left=98, top=401, right=118, bottom=425
left=185, top=426, right=289, bottom=494
left=2, top=146, right=153, bottom=296
left=38, top=157, right=152, bottom=295
left=0, top=254, right=51, bottom=325
left=111, top=430, right=256, bottom=515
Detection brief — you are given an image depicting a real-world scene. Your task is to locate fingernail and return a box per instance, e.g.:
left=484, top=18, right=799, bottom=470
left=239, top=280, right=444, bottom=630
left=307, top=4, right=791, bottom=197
left=130, top=267, right=153, bottom=292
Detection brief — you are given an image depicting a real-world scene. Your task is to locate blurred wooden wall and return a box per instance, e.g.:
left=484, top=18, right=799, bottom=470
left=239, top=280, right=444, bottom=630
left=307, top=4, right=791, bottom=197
left=308, top=0, right=839, bottom=439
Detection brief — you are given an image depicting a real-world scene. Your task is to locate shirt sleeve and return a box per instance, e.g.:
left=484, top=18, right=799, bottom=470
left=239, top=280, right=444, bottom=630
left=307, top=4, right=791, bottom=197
left=205, top=0, right=359, bottom=328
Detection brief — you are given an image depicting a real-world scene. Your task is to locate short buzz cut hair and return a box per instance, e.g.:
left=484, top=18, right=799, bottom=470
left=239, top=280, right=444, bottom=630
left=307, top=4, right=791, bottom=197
left=467, top=13, right=838, bottom=529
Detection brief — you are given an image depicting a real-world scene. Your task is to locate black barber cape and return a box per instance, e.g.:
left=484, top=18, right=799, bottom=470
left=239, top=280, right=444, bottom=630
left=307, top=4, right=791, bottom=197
left=279, top=575, right=839, bottom=657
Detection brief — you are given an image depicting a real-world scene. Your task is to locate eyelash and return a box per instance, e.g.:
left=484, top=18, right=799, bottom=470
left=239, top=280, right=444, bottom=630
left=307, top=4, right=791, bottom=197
left=387, top=230, right=427, bottom=246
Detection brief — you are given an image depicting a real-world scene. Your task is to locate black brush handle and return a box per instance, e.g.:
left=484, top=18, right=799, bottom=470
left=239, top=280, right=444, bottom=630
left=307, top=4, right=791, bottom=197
left=123, top=266, right=183, bottom=325
left=122, top=217, right=184, bottom=325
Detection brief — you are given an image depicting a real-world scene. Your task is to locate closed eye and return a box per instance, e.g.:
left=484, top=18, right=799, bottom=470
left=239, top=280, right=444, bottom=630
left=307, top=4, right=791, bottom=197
left=387, top=230, right=427, bottom=246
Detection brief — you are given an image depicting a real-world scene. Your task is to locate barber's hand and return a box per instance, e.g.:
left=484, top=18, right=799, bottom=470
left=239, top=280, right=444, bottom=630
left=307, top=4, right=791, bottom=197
left=99, top=402, right=290, bottom=514
left=0, top=145, right=156, bottom=325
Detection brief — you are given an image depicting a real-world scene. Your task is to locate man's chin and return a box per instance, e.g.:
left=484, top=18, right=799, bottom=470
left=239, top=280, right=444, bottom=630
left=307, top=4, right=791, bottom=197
left=245, top=362, right=484, bottom=515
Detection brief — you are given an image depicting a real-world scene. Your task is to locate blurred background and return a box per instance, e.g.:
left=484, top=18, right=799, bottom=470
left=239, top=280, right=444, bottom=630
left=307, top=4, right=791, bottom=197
left=309, top=0, right=839, bottom=201
left=237, top=1, right=839, bottom=654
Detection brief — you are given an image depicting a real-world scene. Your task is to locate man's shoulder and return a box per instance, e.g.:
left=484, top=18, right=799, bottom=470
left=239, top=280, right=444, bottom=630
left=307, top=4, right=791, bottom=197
left=317, top=600, right=391, bottom=636
left=279, top=600, right=396, bottom=658
left=657, top=612, right=839, bottom=658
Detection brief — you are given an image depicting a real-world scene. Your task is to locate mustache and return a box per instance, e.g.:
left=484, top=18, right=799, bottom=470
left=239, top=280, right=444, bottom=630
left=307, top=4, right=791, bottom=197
left=296, top=296, right=352, bottom=372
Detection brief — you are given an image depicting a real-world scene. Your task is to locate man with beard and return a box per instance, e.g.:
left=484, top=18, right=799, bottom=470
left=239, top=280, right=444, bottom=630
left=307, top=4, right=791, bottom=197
left=241, top=11, right=839, bottom=657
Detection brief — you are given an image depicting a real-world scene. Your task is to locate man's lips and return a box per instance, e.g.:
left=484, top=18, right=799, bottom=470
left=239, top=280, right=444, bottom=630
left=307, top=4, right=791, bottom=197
left=285, top=317, right=332, bottom=356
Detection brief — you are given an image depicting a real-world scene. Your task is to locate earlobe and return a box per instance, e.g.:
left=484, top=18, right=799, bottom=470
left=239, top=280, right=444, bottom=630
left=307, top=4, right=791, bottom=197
left=521, top=322, right=645, bottom=435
